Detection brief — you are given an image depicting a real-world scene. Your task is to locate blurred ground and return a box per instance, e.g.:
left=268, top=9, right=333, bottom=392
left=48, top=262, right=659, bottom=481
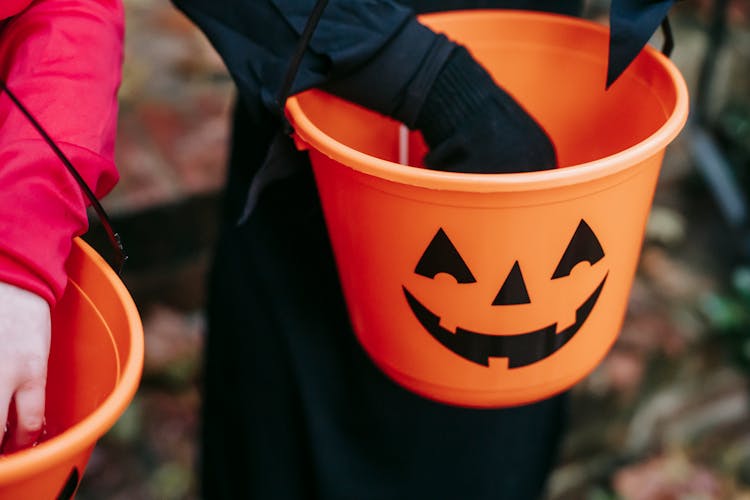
left=76, top=0, right=750, bottom=499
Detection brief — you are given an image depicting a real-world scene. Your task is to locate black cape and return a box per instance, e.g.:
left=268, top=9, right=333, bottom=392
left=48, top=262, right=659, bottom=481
left=170, top=1, right=674, bottom=498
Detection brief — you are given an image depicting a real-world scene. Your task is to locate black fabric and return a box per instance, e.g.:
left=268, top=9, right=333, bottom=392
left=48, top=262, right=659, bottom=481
left=607, top=0, right=676, bottom=87
left=202, top=99, right=569, bottom=500
left=173, top=0, right=674, bottom=194
left=172, top=0, right=421, bottom=123
left=172, top=0, right=668, bottom=116
left=321, top=18, right=455, bottom=127
left=415, top=46, right=557, bottom=173
left=166, top=0, right=678, bottom=498
left=407, top=0, right=581, bottom=14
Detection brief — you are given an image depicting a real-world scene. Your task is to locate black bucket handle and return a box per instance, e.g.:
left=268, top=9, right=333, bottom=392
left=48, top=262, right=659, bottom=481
left=0, top=80, right=127, bottom=275
left=661, top=16, right=674, bottom=57
left=275, top=0, right=329, bottom=132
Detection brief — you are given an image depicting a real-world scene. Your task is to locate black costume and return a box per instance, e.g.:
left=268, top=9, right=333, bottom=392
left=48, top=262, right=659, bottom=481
left=170, top=1, right=675, bottom=498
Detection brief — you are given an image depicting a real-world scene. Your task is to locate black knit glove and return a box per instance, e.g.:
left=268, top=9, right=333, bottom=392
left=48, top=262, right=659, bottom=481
left=415, top=46, right=557, bottom=173
left=322, top=18, right=557, bottom=175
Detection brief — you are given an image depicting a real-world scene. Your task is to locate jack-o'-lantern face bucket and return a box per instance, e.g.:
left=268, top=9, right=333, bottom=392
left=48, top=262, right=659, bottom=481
left=286, top=10, right=689, bottom=407
left=0, top=239, right=143, bottom=497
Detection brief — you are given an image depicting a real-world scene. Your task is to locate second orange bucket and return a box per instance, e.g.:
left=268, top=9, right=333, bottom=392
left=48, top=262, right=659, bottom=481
left=286, top=10, right=689, bottom=408
left=0, top=239, right=143, bottom=498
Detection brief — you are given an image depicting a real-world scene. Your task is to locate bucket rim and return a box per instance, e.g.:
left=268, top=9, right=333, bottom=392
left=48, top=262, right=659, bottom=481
left=0, top=238, right=144, bottom=481
left=286, top=10, right=690, bottom=193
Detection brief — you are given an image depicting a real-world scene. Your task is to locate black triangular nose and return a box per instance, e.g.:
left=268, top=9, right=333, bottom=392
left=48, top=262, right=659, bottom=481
left=493, top=261, right=530, bottom=305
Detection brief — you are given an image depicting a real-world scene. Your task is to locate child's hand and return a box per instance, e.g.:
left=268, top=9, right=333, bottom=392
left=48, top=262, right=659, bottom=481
left=0, top=281, right=50, bottom=454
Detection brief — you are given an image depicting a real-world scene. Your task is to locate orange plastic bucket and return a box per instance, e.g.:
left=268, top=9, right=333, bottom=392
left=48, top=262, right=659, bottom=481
left=286, top=10, right=689, bottom=408
left=0, top=238, right=144, bottom=498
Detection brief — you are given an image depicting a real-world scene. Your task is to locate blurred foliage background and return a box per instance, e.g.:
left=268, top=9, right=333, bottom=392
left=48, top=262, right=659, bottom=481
left=73, top=0, right=750, bottom=498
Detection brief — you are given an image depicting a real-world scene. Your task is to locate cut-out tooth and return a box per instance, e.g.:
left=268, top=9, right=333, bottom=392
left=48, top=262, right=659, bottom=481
left=556, top=310, right=578, bottom=334
left=438, top=317, right=458, bottom=334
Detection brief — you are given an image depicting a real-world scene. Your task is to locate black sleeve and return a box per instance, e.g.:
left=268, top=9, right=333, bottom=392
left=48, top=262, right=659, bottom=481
left=171, top=0, right=449, bottom=122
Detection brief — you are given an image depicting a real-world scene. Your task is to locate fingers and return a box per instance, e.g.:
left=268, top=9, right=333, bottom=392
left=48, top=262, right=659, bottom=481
left=0, top=387, right=11, bottom=452
left=3, top=378, right=47, bottom=454
left=0, top=282, right=51, bottom=455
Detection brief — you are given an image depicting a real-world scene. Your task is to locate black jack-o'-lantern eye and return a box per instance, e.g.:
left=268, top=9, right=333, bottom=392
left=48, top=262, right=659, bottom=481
left=414, top=228, right=476, bottom=283
left=551, top=219, right=604, bottom=279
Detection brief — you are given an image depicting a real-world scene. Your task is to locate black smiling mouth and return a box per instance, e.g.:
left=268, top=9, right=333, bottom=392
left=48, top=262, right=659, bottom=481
left=403, top=274, right=608, bottom=368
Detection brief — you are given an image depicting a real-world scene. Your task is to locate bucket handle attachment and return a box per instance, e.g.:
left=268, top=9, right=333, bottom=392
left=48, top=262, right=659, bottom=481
left=291, top=132, right=311, bottom=152
left=0, top=80, right=127, bottom=275
left=275, top=0, right=329, bottom=137
left=660, top=16, right=674, bottom=57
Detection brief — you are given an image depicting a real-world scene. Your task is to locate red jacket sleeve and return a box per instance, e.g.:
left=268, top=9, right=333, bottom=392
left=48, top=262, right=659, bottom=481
left=0, top=0, right=123, bottom=306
